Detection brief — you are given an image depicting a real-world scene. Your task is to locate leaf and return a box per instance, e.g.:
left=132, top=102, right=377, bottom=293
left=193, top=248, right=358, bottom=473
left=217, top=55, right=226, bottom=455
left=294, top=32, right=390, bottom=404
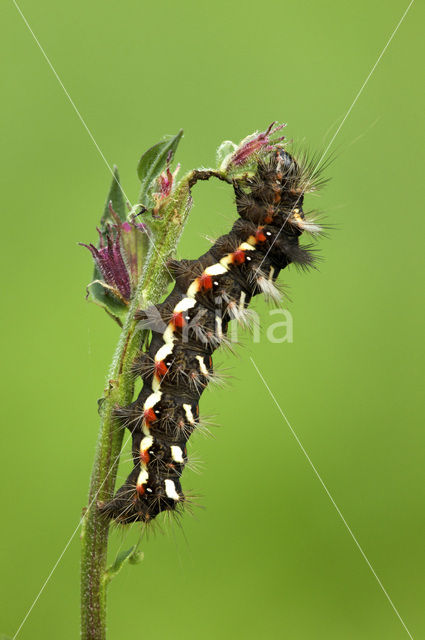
left=137, top=130, right=183, bottom=207
left=104, top=545, right=144, bottom=584
left=216, top=139, right=237, bottom=169
left=128, top=549, right=144, bottom=565
left=101, top=165, right=126, bottom=226
left=86, top=281, right=128, bottom=327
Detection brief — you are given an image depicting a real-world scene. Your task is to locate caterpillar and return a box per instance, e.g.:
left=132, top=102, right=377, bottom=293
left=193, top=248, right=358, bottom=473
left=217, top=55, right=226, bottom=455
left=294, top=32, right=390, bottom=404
left=99, top=145, right=324, bottom=524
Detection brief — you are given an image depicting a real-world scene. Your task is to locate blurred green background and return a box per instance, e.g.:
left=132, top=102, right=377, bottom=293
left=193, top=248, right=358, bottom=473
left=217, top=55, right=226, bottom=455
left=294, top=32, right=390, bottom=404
left=1, top=0, right=424, bottom=638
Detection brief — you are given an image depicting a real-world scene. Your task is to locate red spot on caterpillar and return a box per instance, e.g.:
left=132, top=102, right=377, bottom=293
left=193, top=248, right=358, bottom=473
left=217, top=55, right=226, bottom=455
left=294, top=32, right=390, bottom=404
left=255, top=227, right=267, bottom=243
left=143, top=407, right=157, bottom=425
left=140, top=449, right=150, bottom=465
left=154, top=360, right=168, bottom=377
left=232, top=249, right=245, bottom=264
left=264, top=207, right=274, bottom=224
left=199, top=273, right=213, bottom=291
left=136, top=483, right=146, bottom=496
left=172, top=311, right=185, bottom=328
left=208, top=356, right=212, bottom=368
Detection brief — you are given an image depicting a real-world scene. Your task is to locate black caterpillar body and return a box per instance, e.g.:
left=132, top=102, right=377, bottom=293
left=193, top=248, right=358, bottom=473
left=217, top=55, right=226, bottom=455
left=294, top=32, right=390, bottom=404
left=100, top=148, right=322, bottom=523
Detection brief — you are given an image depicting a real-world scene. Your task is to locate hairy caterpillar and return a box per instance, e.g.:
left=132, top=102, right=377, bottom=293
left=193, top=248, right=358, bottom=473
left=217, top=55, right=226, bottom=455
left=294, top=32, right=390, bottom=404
left=99, top=146, right=324, bottom=524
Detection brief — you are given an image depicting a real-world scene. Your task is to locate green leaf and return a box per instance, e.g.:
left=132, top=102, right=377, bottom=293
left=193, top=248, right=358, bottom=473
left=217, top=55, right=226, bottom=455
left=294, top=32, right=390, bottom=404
left=104, top=545, right=144, bottom=584
left=128, top=549, right=144, bottom=565
left=86, top=281, right=128, bottom=327
left=101, top=165, right=126, bottom=226
left=216, top=139, right=237, bottom=169
left=137, top=130, right=183, bottom=207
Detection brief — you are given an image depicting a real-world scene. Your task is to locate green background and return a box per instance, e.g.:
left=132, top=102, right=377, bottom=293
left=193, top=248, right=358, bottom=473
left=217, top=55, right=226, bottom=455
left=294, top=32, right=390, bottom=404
left=1, top=0, right=424, bottom=638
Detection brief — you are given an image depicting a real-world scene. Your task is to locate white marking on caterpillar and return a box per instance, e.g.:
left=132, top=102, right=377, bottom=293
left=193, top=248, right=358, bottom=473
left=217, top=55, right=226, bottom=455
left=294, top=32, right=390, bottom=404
left=164, top=478, right=180, bottom=501
left=174, top=297, right=196, bottom=313
left=137, top=468, right=149, bottom=488
left=269, top=266, right=275, bottom=281
left=204, top=263, right=228, bottom=276
left=239, top=242, right=256, bottom=252
left=152, top=376, right=161, bottom=392
left=155, top=344, right=174, bottom=362
left=183, top=403, right=195, bottom=424
left=196, top=355, right=209, bottom=376
left=171, top=445, right=184, bottom=463
left=162, top=325, right=175, bottom=345
left=144, top=391, right=162, bottom=410
left=215, top=315, right=223, bottom=337
left=140, top=436, right=153, bottom=452
left=239, top=291, right=246, bottom=310
left=220, top=254, right=233, bottom=268
left=187, top=279, right=201, bottom=298
left=142, top=391, right=162, bottom=435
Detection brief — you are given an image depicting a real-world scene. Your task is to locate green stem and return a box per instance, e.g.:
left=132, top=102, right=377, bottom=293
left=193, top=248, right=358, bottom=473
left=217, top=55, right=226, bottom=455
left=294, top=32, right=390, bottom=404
left=80, top=170, right=221, bottom=639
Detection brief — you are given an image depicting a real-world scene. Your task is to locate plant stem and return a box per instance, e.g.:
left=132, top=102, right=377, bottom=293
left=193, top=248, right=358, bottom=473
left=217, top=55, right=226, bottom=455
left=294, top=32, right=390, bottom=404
left=80, top=304, right=143, bottom=640
left=80, top=177, right=195, bottom=639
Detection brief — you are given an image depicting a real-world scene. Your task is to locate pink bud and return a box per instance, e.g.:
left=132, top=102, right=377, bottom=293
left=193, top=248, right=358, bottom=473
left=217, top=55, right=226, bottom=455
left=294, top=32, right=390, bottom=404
left=229, top=122, right=286, bottom=167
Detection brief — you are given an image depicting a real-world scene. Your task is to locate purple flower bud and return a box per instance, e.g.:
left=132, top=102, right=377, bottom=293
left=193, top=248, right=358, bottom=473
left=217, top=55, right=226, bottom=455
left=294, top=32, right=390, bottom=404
left=229, top=122, right=286, bottom=167
left=152, top=151, right=180, bottom=217
left=80, top=225, right=131, bottom=303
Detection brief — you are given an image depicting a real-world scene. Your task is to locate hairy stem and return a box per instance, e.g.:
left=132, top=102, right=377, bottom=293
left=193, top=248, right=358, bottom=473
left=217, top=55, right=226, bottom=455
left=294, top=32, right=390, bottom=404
left=80, top=298, right=145, bottom=640
left=80, top=170, right=220, bottom=639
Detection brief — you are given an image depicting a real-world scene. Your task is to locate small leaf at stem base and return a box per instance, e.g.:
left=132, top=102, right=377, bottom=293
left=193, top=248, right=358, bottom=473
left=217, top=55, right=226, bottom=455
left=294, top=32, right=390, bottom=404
left=137, top=130, right=183, bottom=208
left=104, top=545, right=144, bottom=584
